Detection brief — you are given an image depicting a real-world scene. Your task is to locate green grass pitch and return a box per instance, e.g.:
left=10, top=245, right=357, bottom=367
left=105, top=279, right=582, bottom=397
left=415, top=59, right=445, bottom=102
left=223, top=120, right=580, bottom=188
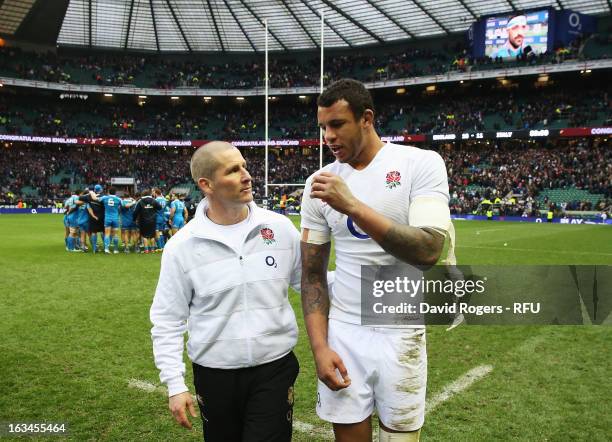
left=0, top=214, right=610, bottom=441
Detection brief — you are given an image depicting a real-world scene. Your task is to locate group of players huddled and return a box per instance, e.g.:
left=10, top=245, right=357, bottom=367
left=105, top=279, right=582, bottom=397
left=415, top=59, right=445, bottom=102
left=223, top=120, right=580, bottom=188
left=62, top=185, right=190, bottom=254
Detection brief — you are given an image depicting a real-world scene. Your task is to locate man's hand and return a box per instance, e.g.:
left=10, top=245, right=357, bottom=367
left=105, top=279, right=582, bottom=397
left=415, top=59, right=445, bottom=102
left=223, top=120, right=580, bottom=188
left=311, top=172, right=359, bottom=216
left=169, top=391, right=197, bottom=429
left=314, top=346, right=351, bottom=391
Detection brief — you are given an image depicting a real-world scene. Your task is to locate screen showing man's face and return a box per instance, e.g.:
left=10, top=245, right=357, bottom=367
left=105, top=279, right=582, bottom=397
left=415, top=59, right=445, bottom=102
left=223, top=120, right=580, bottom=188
left=507, top=24, right=527, bottom=49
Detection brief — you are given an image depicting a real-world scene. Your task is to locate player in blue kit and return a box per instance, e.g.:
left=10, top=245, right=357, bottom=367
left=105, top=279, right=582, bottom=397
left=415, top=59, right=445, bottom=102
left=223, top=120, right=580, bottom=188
left=163, top=196, right=171, bottom=239
left=99, top=187, right=123, bottom=254
left=76, top=190, right=91, bottom=252
left=169, top=193, right=188, bottom=235
left=153, top=188, right=167, bottom=251
left=64, top=192, right=81, bottom=252
left=492, top=15, right=527, bottom=59
left=62, top=193, right=72, bottom=251
left=120, top=193, right=138, bottom=253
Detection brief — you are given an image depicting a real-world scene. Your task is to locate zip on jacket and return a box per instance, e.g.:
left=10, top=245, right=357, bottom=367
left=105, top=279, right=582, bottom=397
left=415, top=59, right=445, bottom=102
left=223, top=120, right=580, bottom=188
left=150, top=199, right=302, bottom=396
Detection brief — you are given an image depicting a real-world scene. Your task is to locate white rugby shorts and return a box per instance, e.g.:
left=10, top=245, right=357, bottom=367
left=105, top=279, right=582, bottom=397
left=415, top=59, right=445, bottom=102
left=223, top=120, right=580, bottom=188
left=316, top=319, right=427, bottom=431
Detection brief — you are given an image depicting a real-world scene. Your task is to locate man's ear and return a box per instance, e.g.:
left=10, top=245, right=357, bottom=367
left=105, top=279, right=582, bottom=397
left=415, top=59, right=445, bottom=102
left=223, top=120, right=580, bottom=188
left=198, top=177, right=213, bottom=195
left=362, top=109, right=375, bottom=128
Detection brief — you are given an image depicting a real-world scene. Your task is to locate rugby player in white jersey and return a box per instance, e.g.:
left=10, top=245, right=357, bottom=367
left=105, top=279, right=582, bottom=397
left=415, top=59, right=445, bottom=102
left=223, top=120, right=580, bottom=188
left=300, top=79, right=451, bottom=442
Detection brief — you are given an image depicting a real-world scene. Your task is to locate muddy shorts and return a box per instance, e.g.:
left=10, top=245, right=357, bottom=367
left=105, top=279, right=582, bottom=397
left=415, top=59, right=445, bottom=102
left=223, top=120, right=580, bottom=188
left=316, top=319, right=426, bottom=431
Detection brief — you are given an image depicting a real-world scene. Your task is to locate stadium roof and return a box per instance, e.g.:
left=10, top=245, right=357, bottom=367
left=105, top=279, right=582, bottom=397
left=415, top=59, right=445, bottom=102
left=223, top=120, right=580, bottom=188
left=2, top=0, right=611, bottom=52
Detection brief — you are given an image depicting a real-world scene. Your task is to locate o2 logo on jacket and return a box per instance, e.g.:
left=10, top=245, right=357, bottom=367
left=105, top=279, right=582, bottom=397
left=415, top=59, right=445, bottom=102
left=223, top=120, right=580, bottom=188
left=347, top=217, right=370, bottom=239
left=265, top=256, right=278, bottom=268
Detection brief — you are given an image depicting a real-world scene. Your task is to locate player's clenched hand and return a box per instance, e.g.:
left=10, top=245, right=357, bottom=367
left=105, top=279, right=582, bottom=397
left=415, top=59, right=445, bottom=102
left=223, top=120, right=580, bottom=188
left=314, top=346, right=351, bottom=391
left=311, top=172, right=359, bottom=216
left=169, top=391, right=197, bottom=429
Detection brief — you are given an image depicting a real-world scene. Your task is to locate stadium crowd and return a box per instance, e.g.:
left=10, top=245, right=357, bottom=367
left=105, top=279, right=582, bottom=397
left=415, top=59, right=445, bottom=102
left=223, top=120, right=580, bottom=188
left=443, top=142, right=611, bottom=216
left=0, top=33, right=600, bottom=89
left=1, top=86, right=609, bottom=141
left=1, top=142, right=609, bottom=218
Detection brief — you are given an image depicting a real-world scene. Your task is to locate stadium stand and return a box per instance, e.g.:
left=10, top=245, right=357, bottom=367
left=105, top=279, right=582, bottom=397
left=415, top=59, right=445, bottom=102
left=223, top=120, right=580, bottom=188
left=0, top=18, right=610, bottom=90
left=0, top=4, right=610, bottom=222
left=0, top=78, right=609, bottom=140
left=0, top=38, right=607, bottom=89
left=1, top=140, right=609, bottom=218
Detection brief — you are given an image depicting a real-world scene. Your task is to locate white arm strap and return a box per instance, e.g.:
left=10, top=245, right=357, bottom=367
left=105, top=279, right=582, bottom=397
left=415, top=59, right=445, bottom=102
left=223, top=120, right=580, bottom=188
left=409, top=196, right=456, bottom=266
left=301, top=228, right=331, bottom=245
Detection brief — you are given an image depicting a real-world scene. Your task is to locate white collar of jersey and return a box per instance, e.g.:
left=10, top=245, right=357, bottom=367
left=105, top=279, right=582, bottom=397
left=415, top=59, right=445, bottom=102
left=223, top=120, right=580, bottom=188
left=190, top=198, right=265, bottom=241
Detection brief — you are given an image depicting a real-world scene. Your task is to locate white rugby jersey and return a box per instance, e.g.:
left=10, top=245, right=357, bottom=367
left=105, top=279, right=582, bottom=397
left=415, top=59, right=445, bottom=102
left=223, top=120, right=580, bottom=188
left=301, top=142, right=450, bottom=325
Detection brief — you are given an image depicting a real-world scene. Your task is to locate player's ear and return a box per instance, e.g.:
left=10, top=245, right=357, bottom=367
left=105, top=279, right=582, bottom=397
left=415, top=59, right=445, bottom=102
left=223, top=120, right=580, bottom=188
left=362, top=109, right=374, bottom=128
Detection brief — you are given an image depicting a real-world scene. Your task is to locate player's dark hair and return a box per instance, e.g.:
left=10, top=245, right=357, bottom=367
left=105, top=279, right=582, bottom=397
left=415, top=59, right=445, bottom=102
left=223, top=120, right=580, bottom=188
left=108, top=187, right=116, bottom=195
left=317, top=78, right=375, bottom=120
left=141, top=189, right=151, bottom=197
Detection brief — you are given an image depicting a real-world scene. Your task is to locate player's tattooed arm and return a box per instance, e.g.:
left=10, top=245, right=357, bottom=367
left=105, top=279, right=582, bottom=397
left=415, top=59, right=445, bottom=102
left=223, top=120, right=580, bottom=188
left=300, top=241, right=331, bottom=315
left=301, top=239, right=351, bottom=390
left=300, top=240, right=331, bottom=351
left=380, top=225, right=445, bottom=266
left=347, top=201, right=445, bottom=266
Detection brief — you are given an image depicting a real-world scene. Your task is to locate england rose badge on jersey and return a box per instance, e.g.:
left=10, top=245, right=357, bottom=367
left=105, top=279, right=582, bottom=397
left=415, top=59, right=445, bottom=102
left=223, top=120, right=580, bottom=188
left=385, top=170, right=401, bottom=189
left=260, top=227, right=275, bottom=245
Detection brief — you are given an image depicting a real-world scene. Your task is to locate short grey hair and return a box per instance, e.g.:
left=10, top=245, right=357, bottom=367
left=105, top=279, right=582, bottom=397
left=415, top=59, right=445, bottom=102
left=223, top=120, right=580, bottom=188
left=190, top=141, right=235, bottom=183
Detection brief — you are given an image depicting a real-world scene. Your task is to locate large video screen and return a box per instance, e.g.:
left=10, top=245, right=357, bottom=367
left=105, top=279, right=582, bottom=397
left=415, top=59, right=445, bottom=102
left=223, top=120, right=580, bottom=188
left=485, top=10, right=549, bottom=58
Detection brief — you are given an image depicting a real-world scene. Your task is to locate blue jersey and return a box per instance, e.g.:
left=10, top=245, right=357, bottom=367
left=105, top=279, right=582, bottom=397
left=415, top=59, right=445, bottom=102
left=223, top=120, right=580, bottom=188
left=493, top=45, right=522, bottom=58
left=164, top=202, right=171, bottom=222
left=63, top=197, right=71, bottom=222
left=100, top=195, right=122, bottom=221
left=171, top=200, right=185, bottom=221
left=65, top=195, right=80, bottom=222
left=155, top=196, right=167, bottom=223
left=77, top=203, right=89, bottom=225
left=121, top=198, right=136, bottom=225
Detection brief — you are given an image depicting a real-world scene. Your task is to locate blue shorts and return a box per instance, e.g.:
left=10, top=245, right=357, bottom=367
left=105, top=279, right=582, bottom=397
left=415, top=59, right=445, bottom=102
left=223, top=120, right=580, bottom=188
left=156, top=221, right=166, bottom=231
left=78, top=221, right=89, bottom=232
left=104, top=219, right=120, bottom=229
left=172, top=219, right=185, bottom=229
left=63, top=216, right=69, bottom=228
left=67, top=216, right=79, bottom=229
left=122, top=223, right=136, bottom=231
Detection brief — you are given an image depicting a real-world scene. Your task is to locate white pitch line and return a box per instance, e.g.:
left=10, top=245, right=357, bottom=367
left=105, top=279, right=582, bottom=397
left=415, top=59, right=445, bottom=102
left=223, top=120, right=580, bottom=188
left=128, top=378, right=163, bottom=394
left=293, top=420, right=334, bottom=440
left=457, top=245, right=612, bottom=256
left=425, top=365, right=493, bottom=415
left=128, top=378, right=197, bottom=402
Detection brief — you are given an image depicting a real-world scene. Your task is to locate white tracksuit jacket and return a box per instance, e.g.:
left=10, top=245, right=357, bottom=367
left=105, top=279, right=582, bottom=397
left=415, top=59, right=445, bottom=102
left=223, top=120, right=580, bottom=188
left=150, top=199, right=303, bottom=396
